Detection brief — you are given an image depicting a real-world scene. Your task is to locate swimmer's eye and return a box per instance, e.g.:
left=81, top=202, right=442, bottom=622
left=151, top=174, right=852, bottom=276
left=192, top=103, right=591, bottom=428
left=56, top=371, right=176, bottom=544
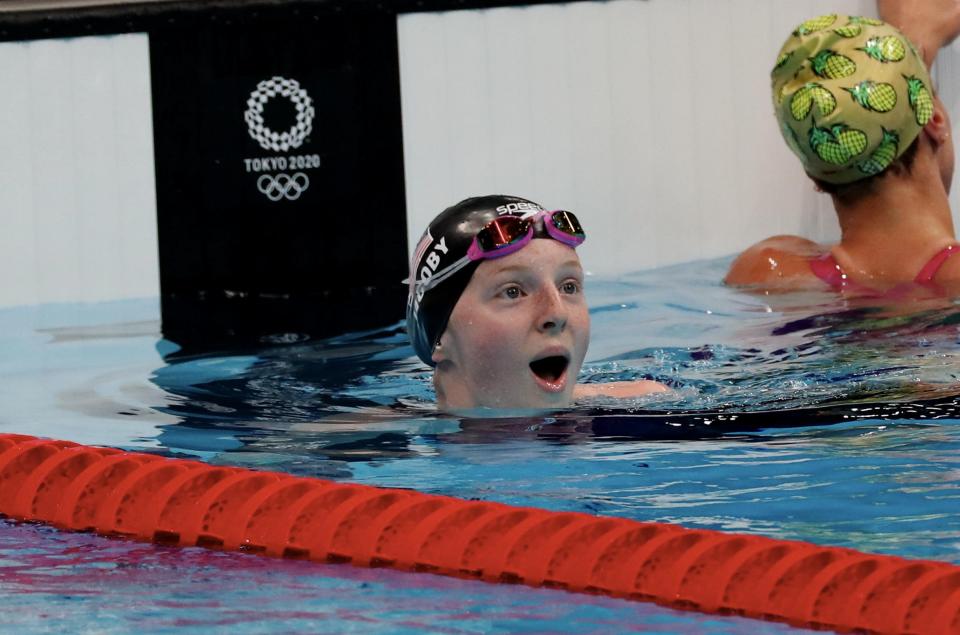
left=560, top=280, right=582, bottom=295
left=499, top=285, right=524, bottom=300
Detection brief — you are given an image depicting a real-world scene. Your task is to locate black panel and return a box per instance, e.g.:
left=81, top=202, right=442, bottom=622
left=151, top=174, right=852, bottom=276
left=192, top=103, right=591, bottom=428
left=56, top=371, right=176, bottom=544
left=0, top=0, right=580, bottom=43
left=149, top=9, right=407, bottom=350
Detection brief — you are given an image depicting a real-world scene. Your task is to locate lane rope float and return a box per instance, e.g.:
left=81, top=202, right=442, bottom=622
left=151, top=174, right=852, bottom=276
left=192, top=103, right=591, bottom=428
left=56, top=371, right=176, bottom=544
left=1, top=433, right=958, bottom=633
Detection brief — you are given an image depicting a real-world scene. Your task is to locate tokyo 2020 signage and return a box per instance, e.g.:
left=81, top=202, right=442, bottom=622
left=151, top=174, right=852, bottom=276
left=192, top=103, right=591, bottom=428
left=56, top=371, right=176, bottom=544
left=150, top=12, right=408, bottom=347
left=242, top=76, right=320, bottom=202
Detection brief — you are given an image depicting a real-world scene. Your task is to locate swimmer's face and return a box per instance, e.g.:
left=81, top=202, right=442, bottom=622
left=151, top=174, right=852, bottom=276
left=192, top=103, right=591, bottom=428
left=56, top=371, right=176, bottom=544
left=432, top=239, right=590, bottom=410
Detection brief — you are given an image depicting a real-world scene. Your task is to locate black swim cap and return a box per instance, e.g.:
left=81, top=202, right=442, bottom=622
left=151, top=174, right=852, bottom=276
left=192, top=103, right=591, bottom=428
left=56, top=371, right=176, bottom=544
left=406, top=195, right=546, bottom=366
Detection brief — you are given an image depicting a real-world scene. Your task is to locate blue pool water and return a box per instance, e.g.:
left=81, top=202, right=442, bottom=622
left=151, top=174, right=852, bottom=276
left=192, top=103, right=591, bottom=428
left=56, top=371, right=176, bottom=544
left=2, top=257, right=959, bottom=633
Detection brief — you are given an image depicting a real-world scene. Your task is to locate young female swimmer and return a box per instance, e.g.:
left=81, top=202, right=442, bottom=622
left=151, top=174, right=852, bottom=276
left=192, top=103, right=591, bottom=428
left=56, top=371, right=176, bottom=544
left=407, top=195, right=668, bottom=411
left=725, top=10, right=960, bottom=293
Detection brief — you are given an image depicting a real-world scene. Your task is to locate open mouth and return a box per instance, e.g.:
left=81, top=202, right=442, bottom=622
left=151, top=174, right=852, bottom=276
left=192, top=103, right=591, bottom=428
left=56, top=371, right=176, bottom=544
left=529, top=355, right=570, bottom=386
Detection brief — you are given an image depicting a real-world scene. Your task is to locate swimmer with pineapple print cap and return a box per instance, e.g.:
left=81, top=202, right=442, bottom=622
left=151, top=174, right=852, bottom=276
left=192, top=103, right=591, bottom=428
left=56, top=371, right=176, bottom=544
left=407, top=195, right=668, bottom=412
left=726, top=3, right=960, bottom=294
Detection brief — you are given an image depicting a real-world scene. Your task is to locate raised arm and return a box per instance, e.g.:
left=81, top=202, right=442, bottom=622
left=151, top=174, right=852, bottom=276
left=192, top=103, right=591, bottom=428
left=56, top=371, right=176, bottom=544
left=878, top=0, right=960, bottom=66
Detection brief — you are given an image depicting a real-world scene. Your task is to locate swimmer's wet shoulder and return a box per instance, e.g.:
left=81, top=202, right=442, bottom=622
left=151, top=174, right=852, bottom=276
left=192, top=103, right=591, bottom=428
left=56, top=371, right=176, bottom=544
left=574, top=380, right=669, bottom=400
left=724, top=235, right=828, bottom=289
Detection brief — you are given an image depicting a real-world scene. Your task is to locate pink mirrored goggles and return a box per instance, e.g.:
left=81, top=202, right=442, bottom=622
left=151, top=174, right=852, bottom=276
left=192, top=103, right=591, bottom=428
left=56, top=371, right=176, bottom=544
left=420, top=210, right=586, bottom=292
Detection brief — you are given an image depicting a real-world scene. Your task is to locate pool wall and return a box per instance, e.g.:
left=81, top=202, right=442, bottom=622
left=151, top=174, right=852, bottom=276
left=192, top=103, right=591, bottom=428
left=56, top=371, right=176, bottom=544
left=399, top=0, right=960, bottom=273
left=1, top=0, right=960, bottom=322
left=0, top=32, right=157, bottom=309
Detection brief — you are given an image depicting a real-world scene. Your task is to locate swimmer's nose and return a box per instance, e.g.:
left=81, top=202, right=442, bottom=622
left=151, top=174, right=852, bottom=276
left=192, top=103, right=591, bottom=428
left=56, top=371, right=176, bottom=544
left=537, top=289, right=567, bottom=334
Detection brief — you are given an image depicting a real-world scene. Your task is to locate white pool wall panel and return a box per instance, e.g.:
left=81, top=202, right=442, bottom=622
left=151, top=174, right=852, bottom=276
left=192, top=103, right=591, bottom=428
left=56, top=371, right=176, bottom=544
left=2, top=2, right=960, bottom=311
left=399, top=0, right=960, bottom=274
left=0, top=33, right=158, bottom=309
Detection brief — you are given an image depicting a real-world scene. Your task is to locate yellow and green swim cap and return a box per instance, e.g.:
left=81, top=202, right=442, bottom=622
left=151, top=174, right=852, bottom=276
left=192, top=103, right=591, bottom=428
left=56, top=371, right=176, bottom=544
left=773, top=14, right=934, bottom=184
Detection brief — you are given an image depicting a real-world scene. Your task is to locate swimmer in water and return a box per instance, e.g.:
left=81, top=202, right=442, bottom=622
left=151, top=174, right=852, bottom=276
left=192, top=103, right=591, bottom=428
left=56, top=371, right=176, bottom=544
left=725, top=5, right=960, bottom=294
left=407, top=195, right=668, bottom=411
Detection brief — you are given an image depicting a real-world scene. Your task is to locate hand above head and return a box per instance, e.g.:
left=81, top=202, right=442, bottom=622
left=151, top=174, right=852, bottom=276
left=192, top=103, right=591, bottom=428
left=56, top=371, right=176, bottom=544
left=878, top=0, right=960, bottom=66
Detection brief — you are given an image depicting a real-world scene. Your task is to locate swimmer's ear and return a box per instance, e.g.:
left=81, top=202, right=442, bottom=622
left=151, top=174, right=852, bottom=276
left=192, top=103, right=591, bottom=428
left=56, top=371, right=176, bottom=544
left=431, top=337, right=447, bottom=364
left=923, top=97, right=951, bottom=147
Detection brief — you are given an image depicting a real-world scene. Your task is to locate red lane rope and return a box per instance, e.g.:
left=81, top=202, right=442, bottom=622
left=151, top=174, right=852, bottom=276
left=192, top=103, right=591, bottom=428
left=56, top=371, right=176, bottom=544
left=1, top=433, right=958, bottom=633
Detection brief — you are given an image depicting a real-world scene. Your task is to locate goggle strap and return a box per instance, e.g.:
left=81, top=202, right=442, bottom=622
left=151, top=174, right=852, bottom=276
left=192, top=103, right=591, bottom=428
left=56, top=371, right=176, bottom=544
left=415, top=254, right=472, bottom=293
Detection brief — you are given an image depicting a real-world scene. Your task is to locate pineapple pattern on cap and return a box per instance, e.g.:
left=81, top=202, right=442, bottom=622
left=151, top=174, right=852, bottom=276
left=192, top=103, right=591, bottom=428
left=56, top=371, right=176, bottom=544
left=772, top=14, right=934, bottom=184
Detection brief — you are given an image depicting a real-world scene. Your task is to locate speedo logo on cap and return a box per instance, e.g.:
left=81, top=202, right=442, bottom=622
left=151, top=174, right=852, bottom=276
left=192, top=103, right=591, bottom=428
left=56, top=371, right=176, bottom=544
left=495, top=202, right=543, bottom=215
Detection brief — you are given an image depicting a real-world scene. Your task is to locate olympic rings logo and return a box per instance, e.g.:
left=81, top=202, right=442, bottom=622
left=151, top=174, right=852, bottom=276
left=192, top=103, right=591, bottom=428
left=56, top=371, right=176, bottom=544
left=257, top=172, right=310, bottom=201
left=244, top=76, right=315, bottom=152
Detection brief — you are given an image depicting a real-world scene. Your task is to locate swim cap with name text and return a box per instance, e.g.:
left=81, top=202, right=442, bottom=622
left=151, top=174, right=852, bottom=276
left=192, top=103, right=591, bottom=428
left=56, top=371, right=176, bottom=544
left=406, top=195, right=545, bottom=366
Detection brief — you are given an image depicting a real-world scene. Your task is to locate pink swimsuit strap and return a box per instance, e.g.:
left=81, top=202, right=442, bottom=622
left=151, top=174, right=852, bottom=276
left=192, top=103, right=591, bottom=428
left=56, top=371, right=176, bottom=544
left=914, top=244, right=959, bottom=283
left=809, top=253, right=848, bottom=289
left=810, top=244, right=960, bottom=291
